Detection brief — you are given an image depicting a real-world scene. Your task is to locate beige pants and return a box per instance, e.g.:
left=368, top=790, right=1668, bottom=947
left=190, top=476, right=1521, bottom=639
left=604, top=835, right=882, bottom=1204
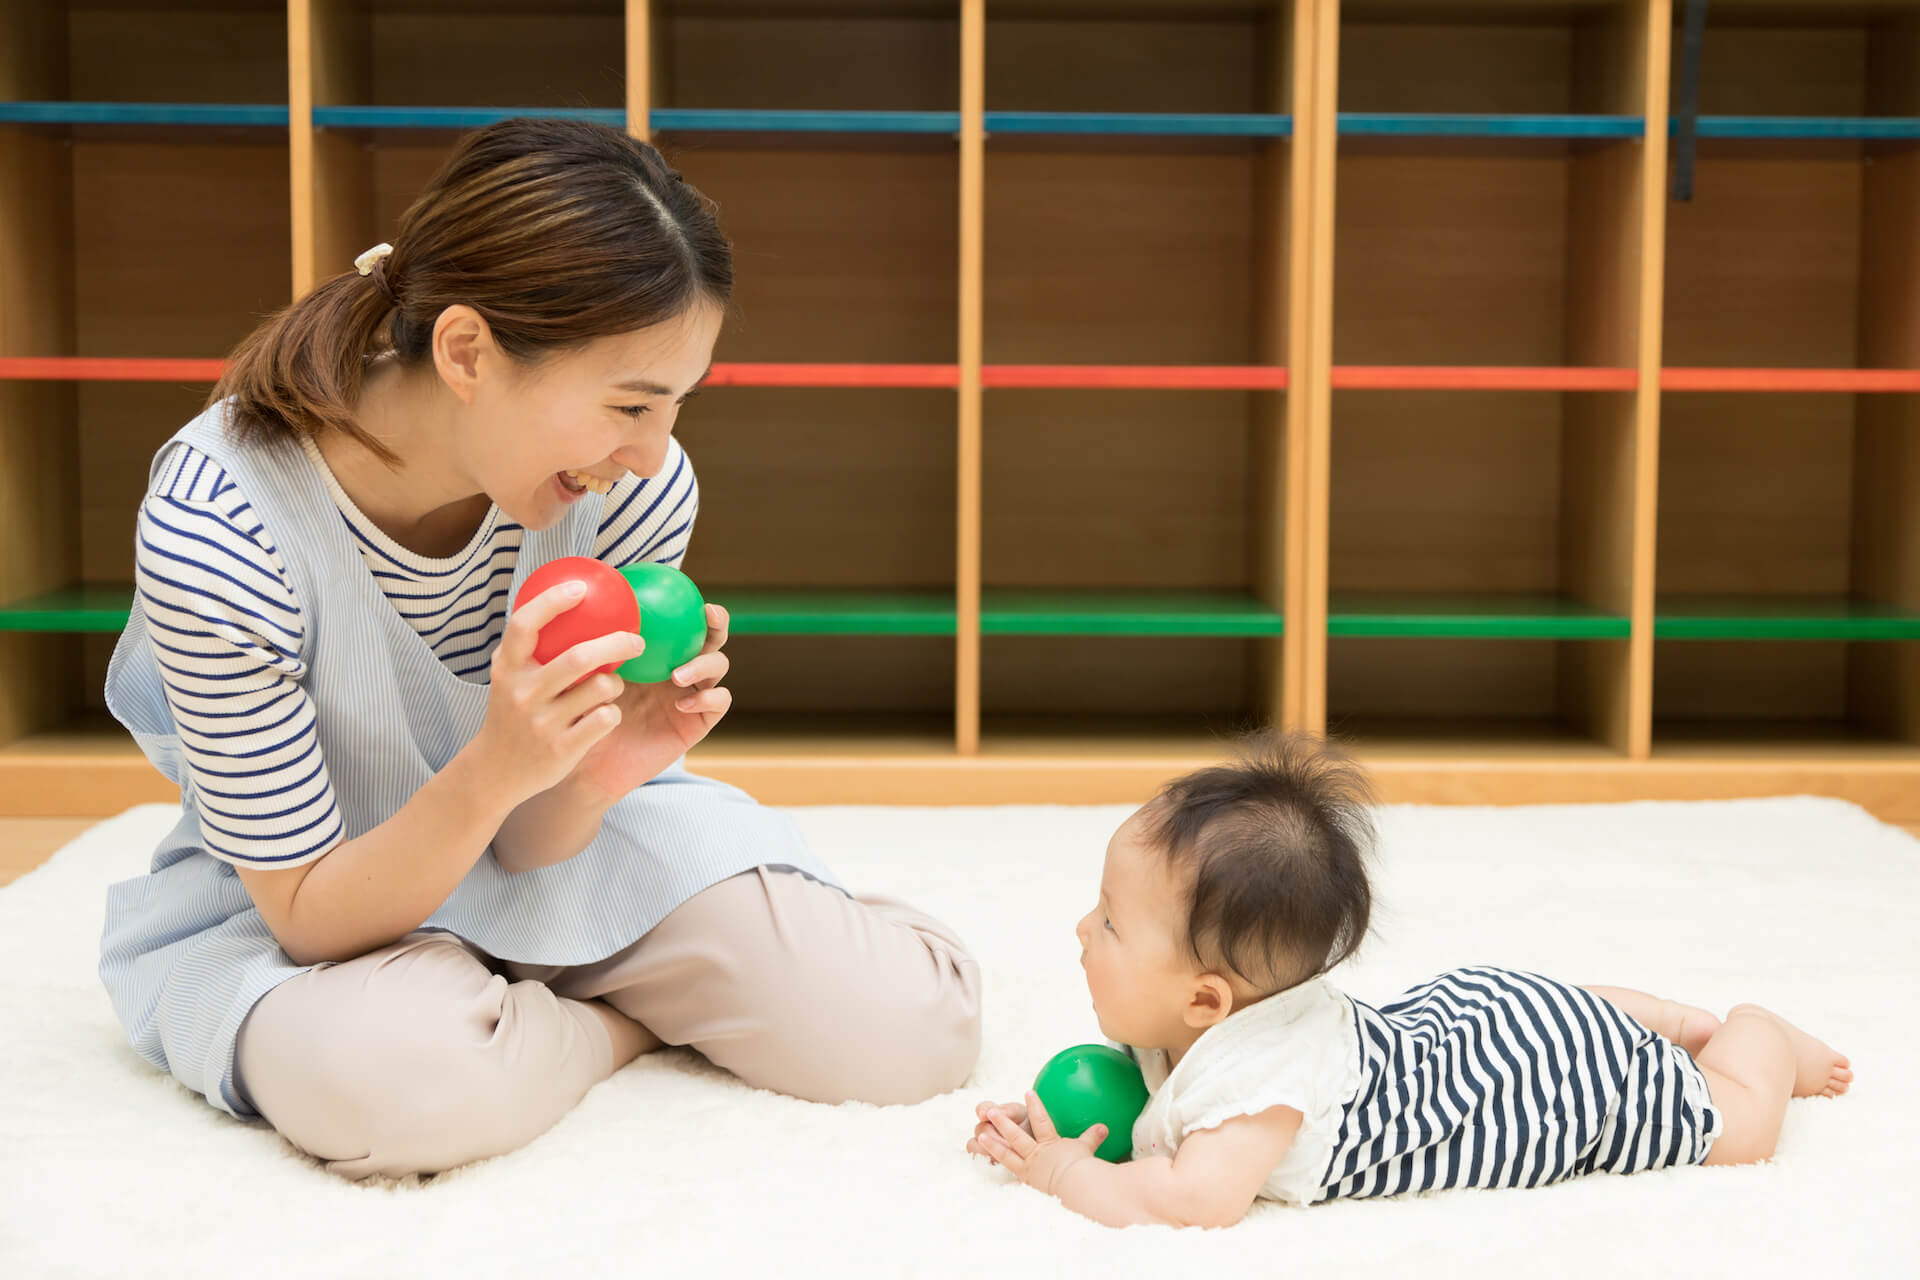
left=233, top=867, right=981, bottom=1180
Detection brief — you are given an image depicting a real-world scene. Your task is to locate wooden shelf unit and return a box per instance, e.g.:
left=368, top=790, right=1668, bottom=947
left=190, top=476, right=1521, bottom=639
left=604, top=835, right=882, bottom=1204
left=2, top=0, right=1917, bottom=820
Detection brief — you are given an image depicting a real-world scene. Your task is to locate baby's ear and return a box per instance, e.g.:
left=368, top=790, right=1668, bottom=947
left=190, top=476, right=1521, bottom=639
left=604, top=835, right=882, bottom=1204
left=1184, top=973, right=1235, bottom=1029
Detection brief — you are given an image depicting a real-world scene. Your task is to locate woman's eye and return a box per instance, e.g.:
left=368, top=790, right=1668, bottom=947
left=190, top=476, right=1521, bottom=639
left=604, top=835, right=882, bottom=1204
left=618, top=405, right=651, bottom=418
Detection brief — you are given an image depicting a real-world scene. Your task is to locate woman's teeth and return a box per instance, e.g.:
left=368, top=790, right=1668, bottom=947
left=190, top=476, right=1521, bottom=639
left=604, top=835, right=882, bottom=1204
left=561, top=469, right=615, bottom=495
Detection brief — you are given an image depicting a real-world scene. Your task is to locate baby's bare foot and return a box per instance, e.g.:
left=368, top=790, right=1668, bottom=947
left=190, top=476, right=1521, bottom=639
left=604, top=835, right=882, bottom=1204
left=1731, top=1004, right=1851, bottom=1097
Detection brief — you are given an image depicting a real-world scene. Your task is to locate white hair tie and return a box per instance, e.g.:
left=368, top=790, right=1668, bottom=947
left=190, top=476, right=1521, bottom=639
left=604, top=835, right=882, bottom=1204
left=354, top=243, right=394, bottom=276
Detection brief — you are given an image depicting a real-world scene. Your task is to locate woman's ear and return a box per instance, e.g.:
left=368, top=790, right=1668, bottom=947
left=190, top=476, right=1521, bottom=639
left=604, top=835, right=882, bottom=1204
left=431, top=304, right=496, bottom=405
left=1183, top=972, right=1236, bottom=1031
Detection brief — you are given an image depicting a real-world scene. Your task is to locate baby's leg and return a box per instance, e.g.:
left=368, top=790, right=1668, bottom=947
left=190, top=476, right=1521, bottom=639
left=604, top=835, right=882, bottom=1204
left=1581, top=985, right=1721, bottom=1056
left=1694, top=1004, right=1851, bottom=1166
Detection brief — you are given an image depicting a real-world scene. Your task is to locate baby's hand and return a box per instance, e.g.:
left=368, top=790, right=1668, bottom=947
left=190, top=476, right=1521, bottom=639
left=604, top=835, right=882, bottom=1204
left=966, top=1098, right=1030, bottom=1163
left=969, top=1092, right=1107, bottom=1197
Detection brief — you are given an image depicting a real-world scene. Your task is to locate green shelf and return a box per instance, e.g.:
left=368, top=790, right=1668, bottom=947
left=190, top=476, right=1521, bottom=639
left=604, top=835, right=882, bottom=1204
left=0, top=584, right=135, bottom=633
left=981, top=589, right=1284, bottom=636
left=713, top=588, right=956, bottom=636
left=1328, top=593, right=1629, bottom=639
left=1655, top=596, right=1920, bottom=641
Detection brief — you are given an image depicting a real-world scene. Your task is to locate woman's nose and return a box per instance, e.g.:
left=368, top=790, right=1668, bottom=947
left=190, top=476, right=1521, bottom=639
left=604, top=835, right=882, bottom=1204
left=613, top=436, right=668, bottom=479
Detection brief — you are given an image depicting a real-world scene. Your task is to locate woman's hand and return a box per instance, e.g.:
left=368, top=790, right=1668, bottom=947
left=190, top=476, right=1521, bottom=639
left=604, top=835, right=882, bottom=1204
left=570, top=602, right=734, bottom=801
left=969, top=1091, right=1108, bottom=1197
left=473, top=580, right=638, bottom=805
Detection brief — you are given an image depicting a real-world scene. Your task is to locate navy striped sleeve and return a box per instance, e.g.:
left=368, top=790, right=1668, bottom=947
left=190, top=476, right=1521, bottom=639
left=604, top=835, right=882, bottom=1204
left=134, top=445, right=345, bottom=869
left=594, top=437, right=700, bottom=570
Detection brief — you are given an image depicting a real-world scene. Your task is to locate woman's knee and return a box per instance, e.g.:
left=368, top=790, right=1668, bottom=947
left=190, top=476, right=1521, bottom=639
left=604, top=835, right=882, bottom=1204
left=688, top=878, right=984, bottom=1105
left=236, top=934, right=595, bottom=1177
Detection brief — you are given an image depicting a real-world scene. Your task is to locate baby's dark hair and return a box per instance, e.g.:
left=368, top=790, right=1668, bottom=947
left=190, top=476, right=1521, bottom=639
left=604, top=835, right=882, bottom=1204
left=1142, top=731, right=1376, bottom=994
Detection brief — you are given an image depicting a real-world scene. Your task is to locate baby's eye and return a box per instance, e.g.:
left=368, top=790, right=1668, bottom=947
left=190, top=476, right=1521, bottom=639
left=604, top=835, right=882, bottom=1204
left=1103, top=917, right=1114, bottom=932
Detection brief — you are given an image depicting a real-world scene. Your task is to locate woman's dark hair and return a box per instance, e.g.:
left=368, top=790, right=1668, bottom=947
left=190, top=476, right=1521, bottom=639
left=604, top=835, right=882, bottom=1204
left=212, top=117, right=731, bottom=463
left=1144, top=731, right=1376, bottom=993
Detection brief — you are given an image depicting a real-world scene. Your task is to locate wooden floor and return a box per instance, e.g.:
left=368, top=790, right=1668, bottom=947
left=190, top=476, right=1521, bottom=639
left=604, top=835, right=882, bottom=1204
left=3, top=816, right=1918, bottom=891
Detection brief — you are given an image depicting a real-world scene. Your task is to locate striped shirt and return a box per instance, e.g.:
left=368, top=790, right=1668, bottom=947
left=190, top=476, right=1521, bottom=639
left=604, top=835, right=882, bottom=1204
left=1131, top=967, right=1722, bottom=1205
left=132, top=434, right=699, bottom=870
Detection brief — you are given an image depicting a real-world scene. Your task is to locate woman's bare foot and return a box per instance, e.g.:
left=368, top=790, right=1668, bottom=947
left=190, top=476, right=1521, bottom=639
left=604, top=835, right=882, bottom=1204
left=1728, top=1004, right=1851, bottom=1098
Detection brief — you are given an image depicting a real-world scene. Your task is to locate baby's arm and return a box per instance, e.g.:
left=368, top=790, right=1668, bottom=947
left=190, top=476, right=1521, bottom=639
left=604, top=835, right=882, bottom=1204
left=974, top=1092, right=1301, bottom=1229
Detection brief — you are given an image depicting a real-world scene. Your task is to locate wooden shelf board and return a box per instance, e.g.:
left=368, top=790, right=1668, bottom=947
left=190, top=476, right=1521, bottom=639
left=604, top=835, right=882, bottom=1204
left=6, top=714, right=1919, bottom=818
left=1326, top=717, right=1621, bottom=761
left=1328, top=593, right=1629, bottom=639
left=1655, top=596, right=1920, bottom=641
left=1652, top=719, right=1920, bottom=762
left=981, top=590, right=1285, bottom=636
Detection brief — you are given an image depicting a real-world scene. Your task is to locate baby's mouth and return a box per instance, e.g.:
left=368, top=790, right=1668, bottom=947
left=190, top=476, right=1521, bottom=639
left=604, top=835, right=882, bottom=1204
left=559, top=469, right=615, bottom=495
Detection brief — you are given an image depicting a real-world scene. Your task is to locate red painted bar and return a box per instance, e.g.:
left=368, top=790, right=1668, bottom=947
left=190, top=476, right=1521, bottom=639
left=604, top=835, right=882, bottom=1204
left=1332, top=366, right=1638, bottom=391
left=982, top=365, right=1289, bottom=389
left=1660, top=368, right=1920, bottom=392
left=0, top=357, right=228, bottom=381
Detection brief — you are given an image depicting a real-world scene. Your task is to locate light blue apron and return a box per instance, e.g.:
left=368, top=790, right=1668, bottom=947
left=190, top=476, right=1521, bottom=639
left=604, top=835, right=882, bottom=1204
left=100, top=404, right=835, bottom=1116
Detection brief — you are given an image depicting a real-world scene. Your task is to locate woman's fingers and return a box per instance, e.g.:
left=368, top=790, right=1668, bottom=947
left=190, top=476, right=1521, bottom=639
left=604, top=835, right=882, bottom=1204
left=499, top=581, right=586, bottom=666
left=701, top=602, right=730, bottom=655
left=677, top=685, right=732, bottom=726
left=671, top=649, right=729, bottom=691
left=540, top=632, right=642, bottom=699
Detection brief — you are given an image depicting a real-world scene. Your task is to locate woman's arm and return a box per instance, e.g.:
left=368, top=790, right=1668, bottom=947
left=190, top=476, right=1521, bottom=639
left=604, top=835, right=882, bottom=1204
left=972, top=1092, right=1302, bottom=1229
left=236, top=586, right=637, bottom=963
left=237, top=742, right=519, bottom=965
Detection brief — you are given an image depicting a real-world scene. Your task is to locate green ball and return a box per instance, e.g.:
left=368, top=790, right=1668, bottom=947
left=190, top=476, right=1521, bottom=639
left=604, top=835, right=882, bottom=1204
left=615, top=563, right=708, bottom=684
left=1033, top=1043, right=1149, bottom=1163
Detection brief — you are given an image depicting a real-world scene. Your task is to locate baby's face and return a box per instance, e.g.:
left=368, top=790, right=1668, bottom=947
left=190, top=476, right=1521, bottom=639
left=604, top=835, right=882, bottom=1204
left=1074, top=808, right=1204, bottom=1051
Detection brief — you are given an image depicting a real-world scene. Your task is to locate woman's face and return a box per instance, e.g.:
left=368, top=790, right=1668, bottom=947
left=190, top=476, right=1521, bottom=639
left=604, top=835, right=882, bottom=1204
left=467, top=301, right=723, bottom=530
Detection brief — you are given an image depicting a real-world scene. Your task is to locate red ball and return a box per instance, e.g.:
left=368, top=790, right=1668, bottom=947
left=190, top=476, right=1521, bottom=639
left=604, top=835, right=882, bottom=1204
left=513, top=556, right=640, bottom=675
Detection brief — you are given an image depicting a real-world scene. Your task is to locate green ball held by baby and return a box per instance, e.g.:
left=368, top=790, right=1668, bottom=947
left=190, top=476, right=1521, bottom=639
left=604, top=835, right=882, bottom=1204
left=512, top=556, right=708, bottom=684
left=1033, top=1044, right=1150, bottom=1164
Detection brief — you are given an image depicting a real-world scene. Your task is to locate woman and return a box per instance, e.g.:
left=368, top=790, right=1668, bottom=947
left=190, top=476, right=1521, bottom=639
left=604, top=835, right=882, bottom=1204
left=100, top=118, right=981, bottom=1180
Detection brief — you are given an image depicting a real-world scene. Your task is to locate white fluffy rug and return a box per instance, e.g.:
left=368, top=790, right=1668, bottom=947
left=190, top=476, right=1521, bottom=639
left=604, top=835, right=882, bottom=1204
left=3, top=798, right=1915, bottom=1279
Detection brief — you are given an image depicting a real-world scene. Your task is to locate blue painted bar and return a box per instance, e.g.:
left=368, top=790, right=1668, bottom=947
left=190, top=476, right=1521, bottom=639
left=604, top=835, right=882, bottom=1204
left=652, top=109, right=959, bottom=133
left=985, top=111, right=1290, bottom=137
left=1691, top=116, right=1920, bottom=140
left=1340, top=113, right=1643, bottom=138
left=312, top=105, right=626, bottom=129
left=17, top=103, right=1915, bottom=146
left=0, top=101, right=288, bottom=127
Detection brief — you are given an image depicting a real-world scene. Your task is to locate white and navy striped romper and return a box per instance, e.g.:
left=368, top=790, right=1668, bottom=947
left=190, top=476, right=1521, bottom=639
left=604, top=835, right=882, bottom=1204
left=100, top=403, right=837, bottom=1117
left=1129, top=967, right=1722, bottom=1205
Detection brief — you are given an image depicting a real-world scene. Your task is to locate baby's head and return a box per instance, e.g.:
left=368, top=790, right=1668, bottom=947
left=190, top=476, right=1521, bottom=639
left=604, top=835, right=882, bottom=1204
left=1075, top=732, right=1376, bottom=1052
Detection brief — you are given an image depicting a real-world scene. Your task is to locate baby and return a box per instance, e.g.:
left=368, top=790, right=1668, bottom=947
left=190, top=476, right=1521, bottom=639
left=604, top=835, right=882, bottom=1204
left=966, top=733, right=1852, bottom=1228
